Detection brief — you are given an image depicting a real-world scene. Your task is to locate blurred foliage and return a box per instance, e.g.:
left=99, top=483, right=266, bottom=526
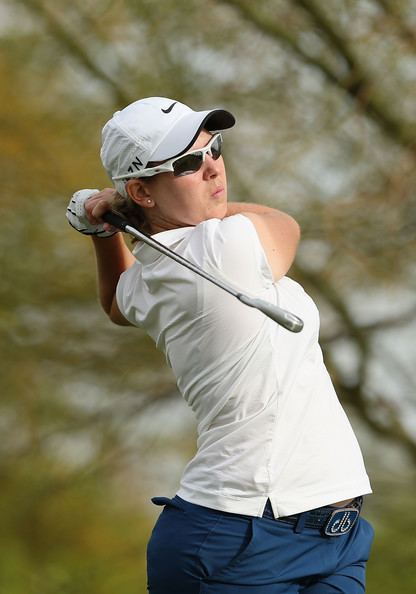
left=365, top=484, right=416, bottom=593
left=0, top=456, right=153, bottom=593
left=0, top=0, right=415, bottom=592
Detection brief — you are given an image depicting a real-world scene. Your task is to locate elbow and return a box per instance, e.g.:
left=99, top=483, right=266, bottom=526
left=294, top=218, right=301, bottom=246
left=286, top=214, right=301, bottom=248
left=278, top=217, right=301, bottom=279
left=290, top=214, right=301, bottom=238
left=292, top=217, right=302, bottom=259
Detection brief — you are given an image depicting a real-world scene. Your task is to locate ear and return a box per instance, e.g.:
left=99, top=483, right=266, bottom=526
left=125, top=179, right=155, bottom=208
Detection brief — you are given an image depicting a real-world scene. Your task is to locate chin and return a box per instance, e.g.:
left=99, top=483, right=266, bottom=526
left=206, top=210, right=226, bottom=222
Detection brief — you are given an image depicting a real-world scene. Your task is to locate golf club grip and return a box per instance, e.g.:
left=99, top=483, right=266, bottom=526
left=102, top=211, right=129, bottom=231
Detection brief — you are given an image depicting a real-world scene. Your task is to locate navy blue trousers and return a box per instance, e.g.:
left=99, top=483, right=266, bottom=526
left=147, top=496, right=374, bottom=593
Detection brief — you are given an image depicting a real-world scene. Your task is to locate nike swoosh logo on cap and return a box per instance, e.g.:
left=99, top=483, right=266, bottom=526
left=161, top=102, right=177, bottom=114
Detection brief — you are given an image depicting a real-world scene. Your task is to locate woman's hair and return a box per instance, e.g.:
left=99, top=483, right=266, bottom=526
left=113, top=192, right=151, bottom=240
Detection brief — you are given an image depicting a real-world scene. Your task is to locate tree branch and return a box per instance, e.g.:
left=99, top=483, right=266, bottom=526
left=219, top=0, right=416, bottom=149
left=18, top=0, right=132, bottom=105
left=321, top=306, right=416, bottom=344
left=292, top=263, right=416, bottom=459
left=375, top=0, right=416, bottom=48
left=294, top=0, right=358, bottom=72
left=335, top=376, right=416, bottom=464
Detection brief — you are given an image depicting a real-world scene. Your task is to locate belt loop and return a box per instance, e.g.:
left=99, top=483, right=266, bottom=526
left=294, top=512, right=307, bottom=533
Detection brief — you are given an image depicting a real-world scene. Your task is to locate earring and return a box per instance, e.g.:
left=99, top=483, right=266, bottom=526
left=147, top=199, right=152, bottom=204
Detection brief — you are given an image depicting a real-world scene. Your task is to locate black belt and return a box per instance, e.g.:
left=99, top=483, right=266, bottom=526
left=262, top=497, right=363, bottom=537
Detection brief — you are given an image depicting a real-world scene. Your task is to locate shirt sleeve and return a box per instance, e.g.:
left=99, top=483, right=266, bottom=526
left=187, top=214, right=274, bottom=296
left=115, top=261, right=142, bottom=326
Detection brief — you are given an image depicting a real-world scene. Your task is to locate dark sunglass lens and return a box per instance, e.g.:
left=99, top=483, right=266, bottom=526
left=173, top=153, right=203, bottom=177
left=211, top=136, right=222, bottom=160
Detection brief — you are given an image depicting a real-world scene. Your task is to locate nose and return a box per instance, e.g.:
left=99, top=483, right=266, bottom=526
left=202, top=154, right=221, bottom=179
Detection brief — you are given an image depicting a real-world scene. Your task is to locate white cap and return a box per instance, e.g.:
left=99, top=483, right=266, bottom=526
left=100, top=97, right=235, bottom=196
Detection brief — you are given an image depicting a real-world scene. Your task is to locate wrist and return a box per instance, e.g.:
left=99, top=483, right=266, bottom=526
left=91, top=233, right=124, bottom=250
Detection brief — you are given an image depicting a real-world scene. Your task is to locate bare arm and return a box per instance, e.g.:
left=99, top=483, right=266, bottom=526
left=91, top=234, right=135, bottom=325
left=85, top=189, right=135, bottom=325
left=225, top=202, right=300, bottom=280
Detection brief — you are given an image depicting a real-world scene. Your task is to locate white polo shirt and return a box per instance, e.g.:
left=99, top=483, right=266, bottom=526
left=116, top=214, right=372, bottom=518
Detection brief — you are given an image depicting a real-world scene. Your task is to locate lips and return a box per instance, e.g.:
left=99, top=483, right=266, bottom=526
left=212, top=187, right=224, bottom=198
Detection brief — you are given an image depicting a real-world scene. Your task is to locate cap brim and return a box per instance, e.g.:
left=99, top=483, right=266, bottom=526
left=150, top=109, right=235, bottom=162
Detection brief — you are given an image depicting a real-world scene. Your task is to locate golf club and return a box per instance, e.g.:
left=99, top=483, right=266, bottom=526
left=102, top=211, right=304, bottom=333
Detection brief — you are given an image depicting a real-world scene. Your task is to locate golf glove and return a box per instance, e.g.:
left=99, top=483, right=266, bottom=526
left=66, top=189, right=118, bottom=238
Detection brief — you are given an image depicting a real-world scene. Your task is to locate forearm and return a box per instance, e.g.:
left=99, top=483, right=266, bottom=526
left=92, top=234, right=135, bottom=315
left=226, top=202, right=285, bottom=217
left=226, top=202, right=300, bottom=234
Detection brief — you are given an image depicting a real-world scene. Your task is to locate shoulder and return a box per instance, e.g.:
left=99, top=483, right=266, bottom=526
left=190, top=214, right=260, bottom=253
left=187, top=215, right=273, bottom=287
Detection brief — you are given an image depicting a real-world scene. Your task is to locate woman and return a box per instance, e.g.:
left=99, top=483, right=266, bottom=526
left=66, top=97, right=374, bottom=593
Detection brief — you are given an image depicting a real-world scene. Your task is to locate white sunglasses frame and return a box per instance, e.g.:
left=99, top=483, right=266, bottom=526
left=112, top=133, right=223, bottom=181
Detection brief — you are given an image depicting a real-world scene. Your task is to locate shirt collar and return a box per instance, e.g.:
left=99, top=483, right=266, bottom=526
left=132, top=226, right=194, bottom=264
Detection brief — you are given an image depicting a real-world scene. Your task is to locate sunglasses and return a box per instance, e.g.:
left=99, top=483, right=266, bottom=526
left=113, top=133, right=223, bottom=181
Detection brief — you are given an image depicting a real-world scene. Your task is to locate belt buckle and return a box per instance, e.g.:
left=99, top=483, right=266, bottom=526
left=324, top=507, right=360, bottom=537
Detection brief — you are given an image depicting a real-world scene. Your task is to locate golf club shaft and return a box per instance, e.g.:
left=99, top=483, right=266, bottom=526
left=102, top=211, right=304, bottom=333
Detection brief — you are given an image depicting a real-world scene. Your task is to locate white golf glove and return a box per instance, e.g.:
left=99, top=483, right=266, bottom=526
left=66, top=189, right=118, bottom=238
